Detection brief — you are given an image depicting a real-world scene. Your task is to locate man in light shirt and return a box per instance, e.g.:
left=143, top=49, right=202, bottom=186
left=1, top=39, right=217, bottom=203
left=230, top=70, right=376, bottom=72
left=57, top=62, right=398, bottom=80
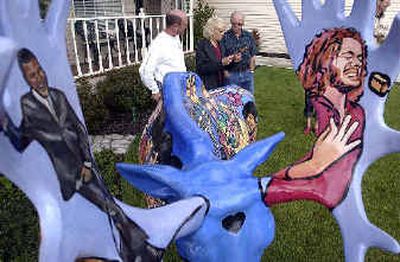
left=139, top=9, right=188, bottom=102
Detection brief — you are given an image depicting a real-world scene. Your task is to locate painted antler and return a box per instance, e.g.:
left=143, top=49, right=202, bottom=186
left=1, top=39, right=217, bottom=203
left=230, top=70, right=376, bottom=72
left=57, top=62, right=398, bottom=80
left=274, top=0, right=375, bottom=68
left=0, top=1, right=208, bottom=261
left=273, top=0, right=400, bottom=261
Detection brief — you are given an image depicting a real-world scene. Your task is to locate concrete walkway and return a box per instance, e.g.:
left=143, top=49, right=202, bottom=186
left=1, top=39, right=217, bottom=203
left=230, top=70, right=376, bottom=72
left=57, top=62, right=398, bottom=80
left=256, top=56, right=293, bottom=69
left=90, top=134, right=136, bottom=155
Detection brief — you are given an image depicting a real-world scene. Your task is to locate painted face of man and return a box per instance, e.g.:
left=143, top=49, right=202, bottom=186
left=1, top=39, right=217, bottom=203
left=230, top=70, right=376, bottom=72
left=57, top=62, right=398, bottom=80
left=330, top=37, right=364, bottom=93
left=22, top=58, right=49, bottom=97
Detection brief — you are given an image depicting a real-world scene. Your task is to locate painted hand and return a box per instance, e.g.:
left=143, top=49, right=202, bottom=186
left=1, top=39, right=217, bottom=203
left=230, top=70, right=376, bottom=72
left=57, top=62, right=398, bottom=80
left=80, top=166, right=93, bottom=183
left=311, top=115, right=361, bottom=173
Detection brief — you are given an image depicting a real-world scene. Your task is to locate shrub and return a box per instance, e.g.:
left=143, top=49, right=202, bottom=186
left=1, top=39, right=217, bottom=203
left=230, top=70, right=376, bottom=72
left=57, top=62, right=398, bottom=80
left=94, top=146, right=146, bottom=207
left=0, top=176, right=39, bottom=260
left=76, top=78, right=109, bottom=134
left=95, top=149, right=122, bottom=198
left=193, top=0, right=215, bottom=46
left=96, top=65, right=154, bottom=113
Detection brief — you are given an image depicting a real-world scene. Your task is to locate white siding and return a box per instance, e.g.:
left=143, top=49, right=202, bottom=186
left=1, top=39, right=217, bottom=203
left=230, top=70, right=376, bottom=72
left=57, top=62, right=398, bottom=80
left=204, top=0, right=400, bottom=54
left=72, top=0, right=123, bottom=17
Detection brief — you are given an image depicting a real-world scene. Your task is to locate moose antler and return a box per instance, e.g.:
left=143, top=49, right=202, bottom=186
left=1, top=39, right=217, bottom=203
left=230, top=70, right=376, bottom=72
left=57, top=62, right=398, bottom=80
left=273, top=0, right=400, bottom=261
left=0, top=1, right=209, bottom=261
left=274, top=0, right=375, bottom=68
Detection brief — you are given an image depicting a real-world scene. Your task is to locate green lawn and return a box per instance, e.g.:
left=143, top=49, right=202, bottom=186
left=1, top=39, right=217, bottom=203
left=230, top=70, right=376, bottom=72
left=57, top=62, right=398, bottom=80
left=0, top=66, right=399, bottom=261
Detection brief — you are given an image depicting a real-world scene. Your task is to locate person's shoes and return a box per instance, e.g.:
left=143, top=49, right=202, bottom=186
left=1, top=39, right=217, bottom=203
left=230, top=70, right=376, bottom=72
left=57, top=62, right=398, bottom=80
left=303, top=126, right=312, bottom=135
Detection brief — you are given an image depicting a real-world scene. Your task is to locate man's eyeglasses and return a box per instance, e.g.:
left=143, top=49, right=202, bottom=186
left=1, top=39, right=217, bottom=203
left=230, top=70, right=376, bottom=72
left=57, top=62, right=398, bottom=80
left=231, top=22, right=243, bottom=26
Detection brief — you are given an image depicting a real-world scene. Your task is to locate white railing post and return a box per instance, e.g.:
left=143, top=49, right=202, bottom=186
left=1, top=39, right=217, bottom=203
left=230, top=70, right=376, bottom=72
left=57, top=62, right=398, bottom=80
left=70, top=19, right=83, bottom=77
left=133, top=18, right=139, bottom=63
left=189, top=0, right=194, bottom=52
left=115, top=18, right=123, bottom=67
left=139, top=9, right=147, bottom=58
left=105, top=19, right=113, bottom=69
left=162, top=15, right=166, bottom=29
left=124, top=18, right=131, bottom=64
left=94, top=19, right=104, bottom=73
left=149, top=17, right=153, bottom=45
left=156, top=18, right=160, bottom=35
left=83, top=20, right=94, bottom=74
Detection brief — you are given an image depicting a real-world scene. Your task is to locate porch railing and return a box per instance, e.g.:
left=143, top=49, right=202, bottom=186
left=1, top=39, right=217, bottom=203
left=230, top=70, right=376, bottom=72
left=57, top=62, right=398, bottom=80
left=67, top=12, right=194, bottom=78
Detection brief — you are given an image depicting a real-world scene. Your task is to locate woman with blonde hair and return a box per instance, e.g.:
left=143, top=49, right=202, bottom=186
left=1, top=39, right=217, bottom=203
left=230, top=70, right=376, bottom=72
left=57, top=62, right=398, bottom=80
left=196, top=17, right=234, bottom=90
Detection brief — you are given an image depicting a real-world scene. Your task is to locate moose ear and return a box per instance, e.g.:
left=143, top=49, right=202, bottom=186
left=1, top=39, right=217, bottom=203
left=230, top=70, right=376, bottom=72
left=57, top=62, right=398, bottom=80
left=230, top=132, right=285, bottom=175
left=116, top=163, right=185, bottom=202
left=120, top=196, right=208, bottom=249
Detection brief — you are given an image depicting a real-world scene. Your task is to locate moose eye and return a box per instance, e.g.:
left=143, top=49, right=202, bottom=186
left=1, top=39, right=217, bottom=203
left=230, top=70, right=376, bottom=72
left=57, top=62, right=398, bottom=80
left=222, top=212, right=246, bottom=234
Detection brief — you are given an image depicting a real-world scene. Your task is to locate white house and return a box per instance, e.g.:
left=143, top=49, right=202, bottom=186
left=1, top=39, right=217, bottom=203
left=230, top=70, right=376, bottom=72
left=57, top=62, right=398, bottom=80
left=204, top=0, right=400, bottom=59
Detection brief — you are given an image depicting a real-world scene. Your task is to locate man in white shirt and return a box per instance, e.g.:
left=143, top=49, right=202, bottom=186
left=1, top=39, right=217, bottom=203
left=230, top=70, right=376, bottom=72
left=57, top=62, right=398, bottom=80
left=139, top=9, right=188, bottom=102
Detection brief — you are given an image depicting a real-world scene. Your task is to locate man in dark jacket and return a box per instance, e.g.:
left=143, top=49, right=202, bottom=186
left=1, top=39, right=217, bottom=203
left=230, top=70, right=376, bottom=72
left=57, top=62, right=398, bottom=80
left=221, top=11, right=257, bottom=93
left=0, top=48, right=162, bottom=261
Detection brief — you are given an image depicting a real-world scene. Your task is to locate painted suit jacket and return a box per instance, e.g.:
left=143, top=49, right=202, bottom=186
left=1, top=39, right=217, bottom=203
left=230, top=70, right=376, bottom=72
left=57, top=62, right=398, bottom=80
left=5, top=88, right=92, bottom=201
left=265, top=95, right=365, bottom=209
